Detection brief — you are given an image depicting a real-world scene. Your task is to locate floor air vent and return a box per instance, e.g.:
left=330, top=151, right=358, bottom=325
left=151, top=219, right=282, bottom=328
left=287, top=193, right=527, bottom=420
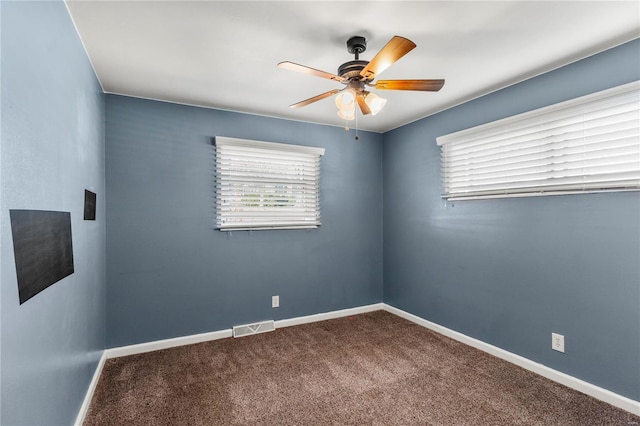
left=232, top=320, right=275, bottom=338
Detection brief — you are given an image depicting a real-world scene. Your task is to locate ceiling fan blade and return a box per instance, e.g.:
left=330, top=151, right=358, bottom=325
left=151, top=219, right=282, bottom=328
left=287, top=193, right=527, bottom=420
left=356, top=93, right=371, bottom=115
left=289, top=89, right=341, bottom=109
left=374, top=79, right=445, bottom=92
left=360, top=36, right=416, bottom=80
left=278, top=61, right=345, bottom=82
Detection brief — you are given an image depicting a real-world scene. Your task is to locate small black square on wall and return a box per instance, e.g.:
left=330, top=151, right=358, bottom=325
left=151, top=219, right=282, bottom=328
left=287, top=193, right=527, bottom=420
left=84, top=190, right=96, bottom=220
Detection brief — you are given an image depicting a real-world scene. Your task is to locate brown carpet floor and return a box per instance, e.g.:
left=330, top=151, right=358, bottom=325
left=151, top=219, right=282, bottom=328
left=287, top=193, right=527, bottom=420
left=84, top=311, right=639, bottom=425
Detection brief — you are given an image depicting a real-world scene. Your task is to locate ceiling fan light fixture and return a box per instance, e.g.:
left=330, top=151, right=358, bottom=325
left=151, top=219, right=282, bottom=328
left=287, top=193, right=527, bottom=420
left=364, top=91, right=387, bottom=115
left=335, top=89, right=356, bottom=110
left=337, top=107, right=355, bottom=121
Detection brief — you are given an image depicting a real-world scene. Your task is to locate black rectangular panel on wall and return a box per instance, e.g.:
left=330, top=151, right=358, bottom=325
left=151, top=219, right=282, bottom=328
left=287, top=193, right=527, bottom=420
left=9, top=210, right=75, bottom=304
left=84, top=189, right=96, bottom=220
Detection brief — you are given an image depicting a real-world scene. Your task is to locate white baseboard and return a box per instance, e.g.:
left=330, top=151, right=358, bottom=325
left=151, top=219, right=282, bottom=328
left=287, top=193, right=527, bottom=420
left=275, top=303, right=384, bottom=328
left=74, top=351, right=107, bottom=426
left=104, top=328, right=233, bottom=359
left=383, top=303, right=640, bottom=416
left=103, top=303, right=383, bottom=360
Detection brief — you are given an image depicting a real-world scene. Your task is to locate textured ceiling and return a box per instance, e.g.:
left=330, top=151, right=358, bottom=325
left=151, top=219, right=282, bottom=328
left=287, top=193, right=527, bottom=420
left=65, top=1, right=639, bottom=133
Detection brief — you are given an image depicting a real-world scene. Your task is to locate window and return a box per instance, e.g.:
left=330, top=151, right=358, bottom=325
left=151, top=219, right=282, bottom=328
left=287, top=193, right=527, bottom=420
left=214, top=136, right=324, bottom=230
left=437, top=81, right=640, bottom=200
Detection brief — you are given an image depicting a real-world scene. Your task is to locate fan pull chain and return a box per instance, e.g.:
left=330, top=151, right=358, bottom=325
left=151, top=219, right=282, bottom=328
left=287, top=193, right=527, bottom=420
left=355, top=110, right=359, bottom=140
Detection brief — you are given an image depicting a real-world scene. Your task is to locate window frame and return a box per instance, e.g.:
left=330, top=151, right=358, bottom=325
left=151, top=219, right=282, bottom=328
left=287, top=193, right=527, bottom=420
left=436, top=81, right=640, bottom=200
left=214, top=136, right=325, bottom=231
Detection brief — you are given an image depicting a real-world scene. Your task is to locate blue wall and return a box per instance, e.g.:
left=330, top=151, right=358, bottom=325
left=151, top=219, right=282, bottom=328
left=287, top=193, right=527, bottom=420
left=105, top=96, right=383, bottom=347
left=0, top=1, right=106, bottom=425
left=383, top=39, right=640, bottom=401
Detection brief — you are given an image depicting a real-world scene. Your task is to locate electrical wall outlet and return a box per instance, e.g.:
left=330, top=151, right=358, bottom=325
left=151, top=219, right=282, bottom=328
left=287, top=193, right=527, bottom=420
left=552, top=333, right=565, bottom=353
left=272, top=295, right=279, bottom=308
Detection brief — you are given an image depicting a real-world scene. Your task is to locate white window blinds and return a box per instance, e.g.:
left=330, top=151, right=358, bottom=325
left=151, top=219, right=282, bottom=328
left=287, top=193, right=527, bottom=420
left=215, top=136, right=325, bottom=231
left=436, top=81, right=640, bottom=200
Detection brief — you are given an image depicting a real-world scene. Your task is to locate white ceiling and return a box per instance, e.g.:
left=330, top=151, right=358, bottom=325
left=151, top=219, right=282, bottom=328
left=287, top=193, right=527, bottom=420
left=65, top=1, right=639, bottom=133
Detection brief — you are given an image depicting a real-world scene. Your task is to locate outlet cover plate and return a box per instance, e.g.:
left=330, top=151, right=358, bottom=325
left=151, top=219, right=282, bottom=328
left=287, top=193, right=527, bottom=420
left=552, top=333, right=565, bottom=353
left=272, top=295, right=279, bottom=308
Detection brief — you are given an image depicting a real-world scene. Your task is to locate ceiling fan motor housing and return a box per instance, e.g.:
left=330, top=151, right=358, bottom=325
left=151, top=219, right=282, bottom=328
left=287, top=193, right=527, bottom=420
left=338, top=60, right=369, bottom=80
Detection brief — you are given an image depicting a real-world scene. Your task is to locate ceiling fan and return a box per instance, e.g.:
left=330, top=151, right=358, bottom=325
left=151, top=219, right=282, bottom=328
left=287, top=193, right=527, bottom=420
left=278, top=35, right=444, bottom=121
